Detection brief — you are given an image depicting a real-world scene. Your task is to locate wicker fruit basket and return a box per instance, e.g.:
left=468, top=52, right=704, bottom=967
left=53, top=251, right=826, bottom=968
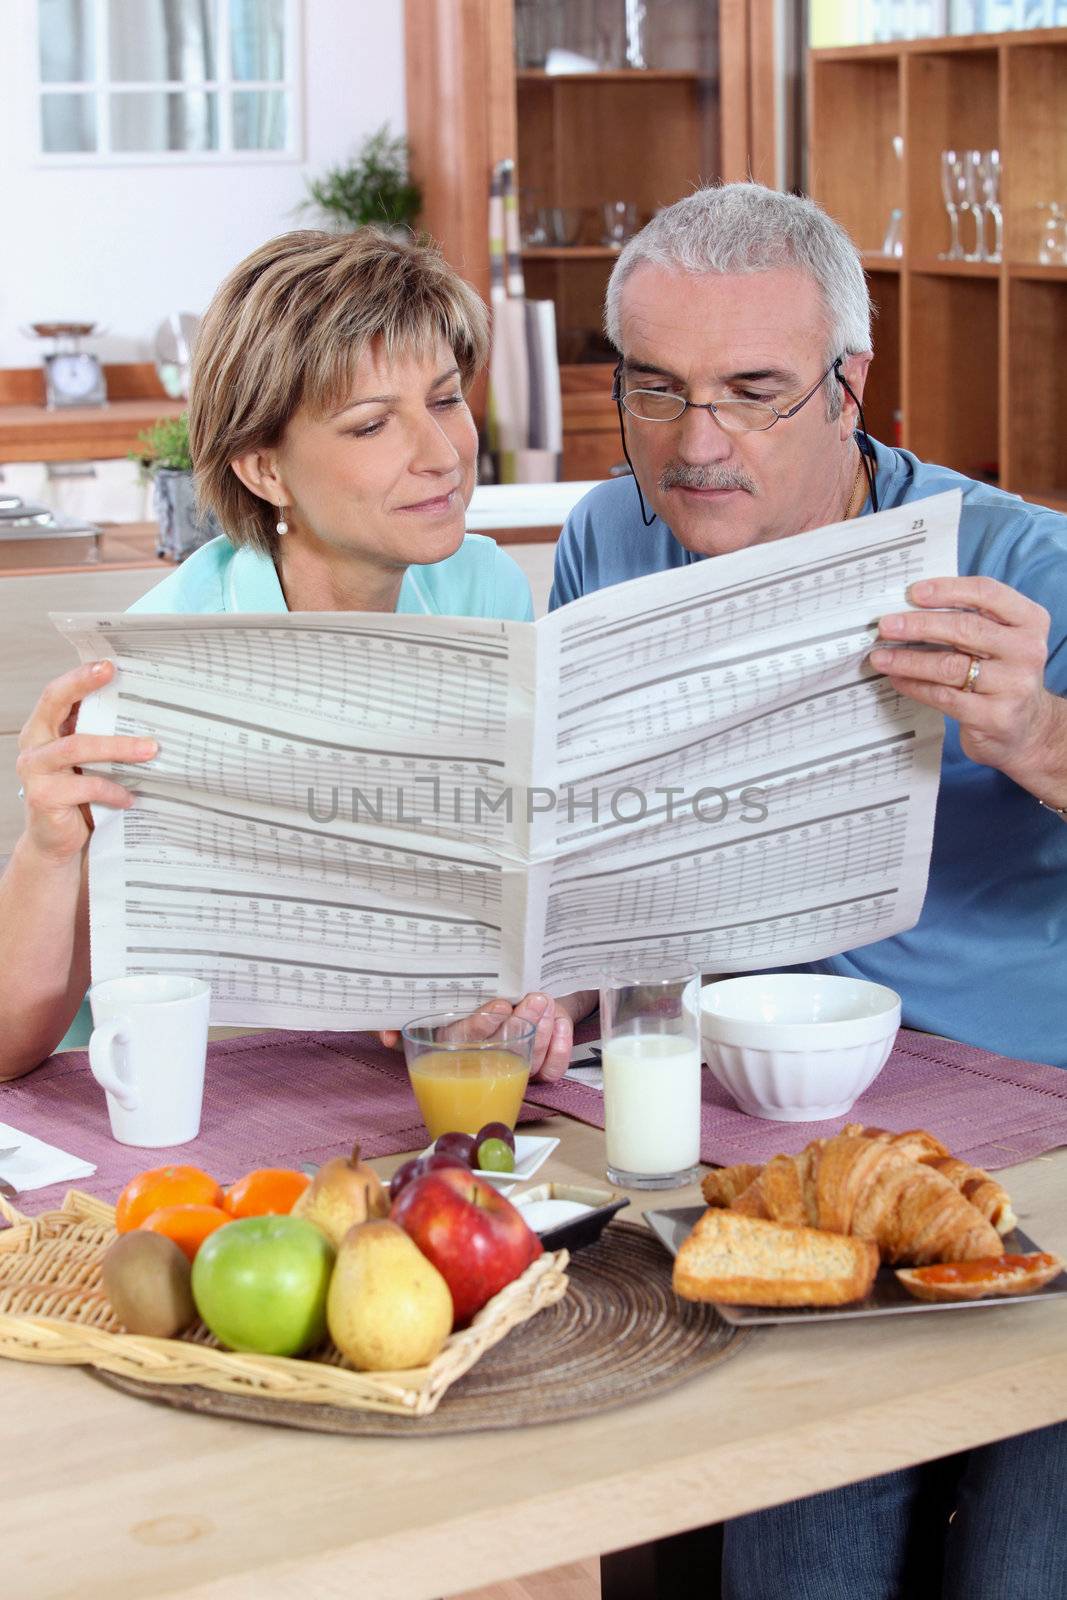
left=0, top=1190, right=569, bottom=1417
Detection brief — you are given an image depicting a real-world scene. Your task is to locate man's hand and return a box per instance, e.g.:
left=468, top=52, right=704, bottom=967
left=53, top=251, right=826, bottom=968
left=870, top=576, right=1067, bottom=802
left=377, top=990, right=597, bottom=1083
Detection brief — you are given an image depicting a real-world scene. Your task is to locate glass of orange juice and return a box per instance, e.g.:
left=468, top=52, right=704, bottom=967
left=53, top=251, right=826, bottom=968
left=400, top=1011, right=537, bottom=1141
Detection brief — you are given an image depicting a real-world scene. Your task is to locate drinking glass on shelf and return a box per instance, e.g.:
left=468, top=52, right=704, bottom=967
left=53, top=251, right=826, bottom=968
left=546, top=205, right=585, bottom=246
left=519, top=190, right=550, bottom=248
left=881, top=133, right=904, bottom=257
left=601, top=200, right=639, bottom=248
left=882, top=209, right=904, bottom=257
left=940, top=150, right=965, bottom=261
left=979, top=149, right=1002, bottom=263
left=1037, top=203, right=1067, bottom=266
left=599, top=971, right=702, bottom=1189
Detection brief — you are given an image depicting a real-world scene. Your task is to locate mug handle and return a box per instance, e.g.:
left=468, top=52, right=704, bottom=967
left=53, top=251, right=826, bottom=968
left=89, top=1017, right=139, bottom=1112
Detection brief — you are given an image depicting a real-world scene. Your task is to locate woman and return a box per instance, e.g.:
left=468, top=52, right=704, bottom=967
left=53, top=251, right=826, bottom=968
left=0, top=228, right=590, bottom=1080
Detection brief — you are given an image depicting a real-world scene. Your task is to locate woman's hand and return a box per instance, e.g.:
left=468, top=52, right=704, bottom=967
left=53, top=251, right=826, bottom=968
left=15, top=661, right=158, bottom=865
left=870, top=576, right=1067, bottom=797
left=377, top=990, right=597, bottom=1083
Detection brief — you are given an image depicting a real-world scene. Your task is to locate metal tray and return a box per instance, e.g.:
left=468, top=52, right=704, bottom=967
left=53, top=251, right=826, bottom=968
left=645, top=1206, right=1067, bottom=1326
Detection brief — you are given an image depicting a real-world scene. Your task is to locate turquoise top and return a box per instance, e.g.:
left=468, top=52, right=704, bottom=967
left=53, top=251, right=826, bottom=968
left=550, top=438, right=1067, bottom=1068
left=125, top=530, right=535, bottom=620
left=60, top=532, right=534, bottom=1049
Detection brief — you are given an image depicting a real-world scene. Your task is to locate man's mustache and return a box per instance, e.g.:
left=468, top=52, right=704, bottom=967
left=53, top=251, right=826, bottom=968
left=659, top=463, right=758, bottom=494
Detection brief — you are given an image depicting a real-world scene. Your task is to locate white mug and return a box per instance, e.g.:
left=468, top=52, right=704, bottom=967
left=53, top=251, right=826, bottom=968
left=88, top=975, right=211, bottom=1147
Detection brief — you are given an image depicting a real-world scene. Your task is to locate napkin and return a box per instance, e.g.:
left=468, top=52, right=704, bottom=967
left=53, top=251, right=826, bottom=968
left=0, top=1120, right=96, bottom=1195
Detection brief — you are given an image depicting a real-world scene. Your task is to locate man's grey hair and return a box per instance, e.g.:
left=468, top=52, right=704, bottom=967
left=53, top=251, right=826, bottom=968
left=604, top=183, right=873, bottom=419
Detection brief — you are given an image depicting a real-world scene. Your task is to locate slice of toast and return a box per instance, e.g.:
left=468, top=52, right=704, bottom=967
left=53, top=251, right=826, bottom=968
left=896, top=1251, right=1064, bottom=1303
left=672, top=1208, right=879, bottom=1308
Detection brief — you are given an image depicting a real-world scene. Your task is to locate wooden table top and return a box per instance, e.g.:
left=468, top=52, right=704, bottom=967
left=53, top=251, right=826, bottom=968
left=1, top=1112, right=1064, bottom=1600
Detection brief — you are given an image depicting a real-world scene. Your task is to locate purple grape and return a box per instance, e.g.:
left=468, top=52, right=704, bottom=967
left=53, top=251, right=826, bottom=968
left=433, top=1131, right=477, bottom=1167
left=389, top=1158, right=422, bottom=1203
left=421, top=1150, right=470, bottom=1174
left=476, top=1121, right=516, bottom=1153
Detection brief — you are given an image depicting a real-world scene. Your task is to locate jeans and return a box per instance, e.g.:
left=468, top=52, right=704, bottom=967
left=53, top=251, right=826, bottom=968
left=720, top=1423, right=1067, bottom=1600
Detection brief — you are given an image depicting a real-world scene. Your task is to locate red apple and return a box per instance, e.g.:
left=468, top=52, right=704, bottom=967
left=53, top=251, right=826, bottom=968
left=391, top=1168, right=542, bottom=1327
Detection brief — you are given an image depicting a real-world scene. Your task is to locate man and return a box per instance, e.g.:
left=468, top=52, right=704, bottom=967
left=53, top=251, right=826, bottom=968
left=548, top=184, right=1066, bottom=1600
left=551, top=181, right=1067, bottom=1071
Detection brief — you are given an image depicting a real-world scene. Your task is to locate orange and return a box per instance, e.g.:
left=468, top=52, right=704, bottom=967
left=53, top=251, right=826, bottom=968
left=140, top=1204, right=231, bottom=1262
left=115, top=1165, right=224, bottom=1233
left=223, top=1167, right=311, bottom=1218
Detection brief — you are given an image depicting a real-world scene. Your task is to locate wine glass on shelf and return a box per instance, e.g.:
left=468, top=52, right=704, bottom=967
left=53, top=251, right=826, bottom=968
left=940, top=150, right=965, bottom=261
left=979, top=149, right=1002, bottom=263
left=962, top=150, right=986, bottom=261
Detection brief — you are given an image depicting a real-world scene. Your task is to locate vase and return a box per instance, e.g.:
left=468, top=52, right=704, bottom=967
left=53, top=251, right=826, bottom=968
left=151, top=469, right=221, bottom=562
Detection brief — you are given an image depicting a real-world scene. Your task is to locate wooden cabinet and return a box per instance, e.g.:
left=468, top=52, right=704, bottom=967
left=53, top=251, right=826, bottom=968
left=809, top=26, right=1067, bottom=512
left=405, top=0, right=777, bottom=479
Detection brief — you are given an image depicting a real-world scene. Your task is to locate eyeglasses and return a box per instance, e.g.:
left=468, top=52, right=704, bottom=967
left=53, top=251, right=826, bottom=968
left=612, top=357, right=841, bottom=434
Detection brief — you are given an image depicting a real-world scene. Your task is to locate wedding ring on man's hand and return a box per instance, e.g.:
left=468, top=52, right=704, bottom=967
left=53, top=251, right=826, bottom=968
left=962, top=656, right=981, bottom=693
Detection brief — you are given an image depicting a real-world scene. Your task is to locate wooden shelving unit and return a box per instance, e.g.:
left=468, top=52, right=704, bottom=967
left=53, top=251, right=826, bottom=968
left=405, top=0, right=779, bottom=481
left=809, top=26, right=1067, bottom=509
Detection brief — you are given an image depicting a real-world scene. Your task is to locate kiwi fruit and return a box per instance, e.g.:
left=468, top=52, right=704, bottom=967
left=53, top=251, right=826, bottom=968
left=100, top=1230, right=196, bottom=1337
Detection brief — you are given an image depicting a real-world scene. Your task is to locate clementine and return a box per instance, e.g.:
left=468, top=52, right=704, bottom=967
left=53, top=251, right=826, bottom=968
left=115, top=1165, right=224, bottom=1233
left=140, top=1204, right=232, bottom=1262
left=223, top=1168, right=311, bottom=1218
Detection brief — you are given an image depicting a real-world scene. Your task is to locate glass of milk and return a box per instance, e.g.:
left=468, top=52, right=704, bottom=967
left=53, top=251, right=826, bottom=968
left=599, top=971, right=702, bottom=1189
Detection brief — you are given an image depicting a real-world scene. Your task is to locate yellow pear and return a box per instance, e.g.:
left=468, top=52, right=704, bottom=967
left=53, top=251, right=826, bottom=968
left=291, top=1142, right=389, bottom=1249
left=327, top=1219, right=453, bottom=1371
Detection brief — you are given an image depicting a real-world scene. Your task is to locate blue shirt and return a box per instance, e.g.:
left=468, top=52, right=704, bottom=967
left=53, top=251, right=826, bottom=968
left=60, top=532, right=534, bottom=1049
left=550, top=438, right=1067, bottom=1068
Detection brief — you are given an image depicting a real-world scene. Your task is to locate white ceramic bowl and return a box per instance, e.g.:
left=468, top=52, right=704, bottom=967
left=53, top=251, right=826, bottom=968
left=700, top=974, right=901, bottom=1122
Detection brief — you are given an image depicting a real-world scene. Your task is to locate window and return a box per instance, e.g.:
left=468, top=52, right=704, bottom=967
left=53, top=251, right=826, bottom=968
left=809, top=0, right=1067, bottom=45
left=36, top=0, right=300, bottom=160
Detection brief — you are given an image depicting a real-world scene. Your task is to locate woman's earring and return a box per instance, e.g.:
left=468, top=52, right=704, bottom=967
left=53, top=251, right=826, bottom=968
left=276, top=506, right=289, bottom=536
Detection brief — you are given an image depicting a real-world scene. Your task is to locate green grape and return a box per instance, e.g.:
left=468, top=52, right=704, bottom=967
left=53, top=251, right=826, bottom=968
left=477, top=1137, right=515, bottom=1173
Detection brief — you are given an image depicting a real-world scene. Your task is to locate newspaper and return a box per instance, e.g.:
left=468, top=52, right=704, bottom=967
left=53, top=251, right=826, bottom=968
left=55, top=490, right=960, bottom=1029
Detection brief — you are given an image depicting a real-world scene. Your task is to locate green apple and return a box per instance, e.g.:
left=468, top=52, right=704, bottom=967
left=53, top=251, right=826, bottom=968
left=191, top=1215, right=334, bottom=1356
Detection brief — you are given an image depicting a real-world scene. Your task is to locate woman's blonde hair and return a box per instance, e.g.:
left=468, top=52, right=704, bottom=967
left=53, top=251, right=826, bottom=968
left=190, top=228, right=489, bottom=553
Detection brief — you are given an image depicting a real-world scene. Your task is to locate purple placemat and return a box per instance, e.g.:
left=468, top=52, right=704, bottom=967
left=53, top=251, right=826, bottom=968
left=525, top=1027, right=1067, bottom=1173
left=1, top=1031, right=554, bottom=1218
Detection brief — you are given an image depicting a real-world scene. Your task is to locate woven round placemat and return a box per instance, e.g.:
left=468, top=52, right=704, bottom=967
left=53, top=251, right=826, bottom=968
left=91, top=1222, right=752, bottom=1436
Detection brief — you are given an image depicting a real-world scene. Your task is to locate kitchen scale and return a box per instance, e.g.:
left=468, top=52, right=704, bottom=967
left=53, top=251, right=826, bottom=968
left=24, top=322, right=107, bottom=410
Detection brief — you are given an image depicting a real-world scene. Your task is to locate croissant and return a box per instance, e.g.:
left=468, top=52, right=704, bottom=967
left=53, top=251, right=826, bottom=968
left=727, top=1133, right=1003, bottom=1266
left=842, top=1125, right=1016, bottom=1235
left=919, top=1156, right=1016, bottom=1235
left=841, top=1123, right=949, bottom=1161
left=701, top=1163, right=764, bottom=1209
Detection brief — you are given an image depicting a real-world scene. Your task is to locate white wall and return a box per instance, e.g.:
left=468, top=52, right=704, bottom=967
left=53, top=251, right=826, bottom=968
left=0, top=0, right=407, bottom=369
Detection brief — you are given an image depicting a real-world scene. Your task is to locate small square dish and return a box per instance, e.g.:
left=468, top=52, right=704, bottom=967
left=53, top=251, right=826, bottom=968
left=418, top=1135, right=560, bottom=1194
left=513, top=1182, right=629, bottom=1252
left=645, top=1207, right=1067, bottom=1326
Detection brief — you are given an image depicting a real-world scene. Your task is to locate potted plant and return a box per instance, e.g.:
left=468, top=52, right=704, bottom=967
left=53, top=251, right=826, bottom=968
left=131, top=413, right=220, bottom=562
left=302, top=123, right=421, bottom=233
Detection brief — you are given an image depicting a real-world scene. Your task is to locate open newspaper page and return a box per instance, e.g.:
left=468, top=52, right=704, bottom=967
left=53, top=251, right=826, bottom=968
left=519, top=491, right=961, bottom=994
left=59, top=611, right=538, bottom=1028
left=56, top=489, right=959, bottom=1028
